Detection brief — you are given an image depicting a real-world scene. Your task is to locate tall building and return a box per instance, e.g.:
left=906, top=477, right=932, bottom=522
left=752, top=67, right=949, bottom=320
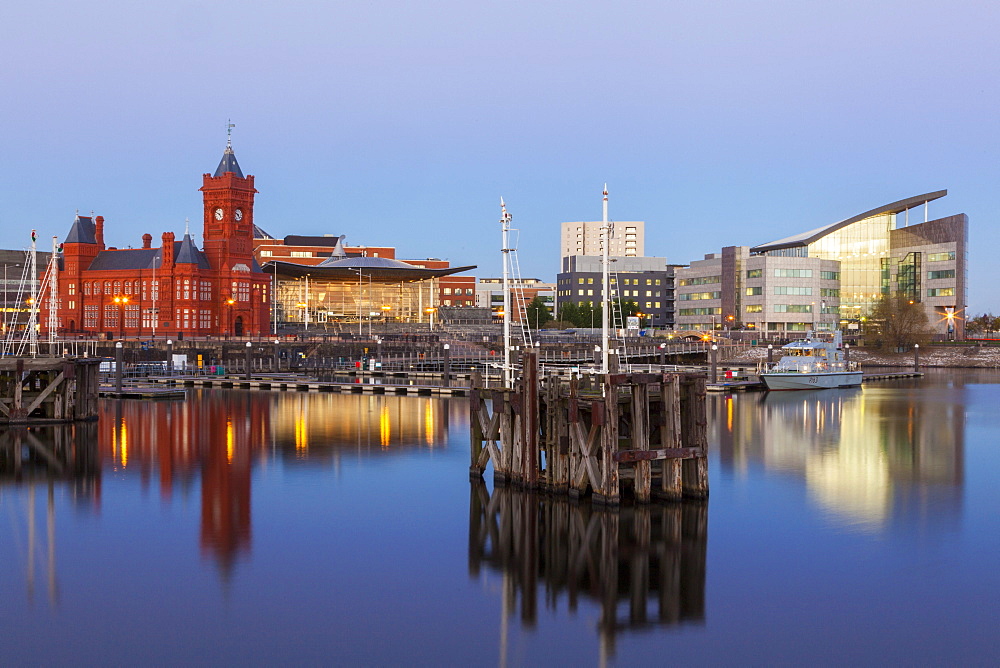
left=51, top=139, right=271, bottom=337
left=556, top=256, right=677, bottom=329
left=674, top=191, right=967, bottom=338
left=474, top=277, right=555, bottom=323
left=560, top=220, right=644, bottom=259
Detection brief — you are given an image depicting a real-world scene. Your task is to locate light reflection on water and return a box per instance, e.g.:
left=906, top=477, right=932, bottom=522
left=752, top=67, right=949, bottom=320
left=711, top=374, right=965, bottom=532
left=1, top=372, right=999, bottom=663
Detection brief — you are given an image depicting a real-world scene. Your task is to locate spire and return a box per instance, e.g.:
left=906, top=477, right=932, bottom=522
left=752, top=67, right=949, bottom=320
left=175, top=232, right=202, bottom=264
left=214, top=120, right=244, bottom=177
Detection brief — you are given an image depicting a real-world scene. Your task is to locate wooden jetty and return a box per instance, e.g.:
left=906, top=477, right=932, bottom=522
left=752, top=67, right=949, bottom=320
left=470, top=350, right=708, bottom=505
left=0, top=358, right=102, bottom=424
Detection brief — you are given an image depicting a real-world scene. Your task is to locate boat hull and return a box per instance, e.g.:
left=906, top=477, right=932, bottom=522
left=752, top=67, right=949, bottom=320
left=760, top=371, right=863, bottom=391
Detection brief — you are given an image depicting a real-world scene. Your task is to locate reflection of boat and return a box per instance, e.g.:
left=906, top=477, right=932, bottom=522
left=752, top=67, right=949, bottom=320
left=760, top=330, right=862, bottom=390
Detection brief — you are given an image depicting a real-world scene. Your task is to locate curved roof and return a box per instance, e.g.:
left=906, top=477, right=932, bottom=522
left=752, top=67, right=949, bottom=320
left=751, top=190, right=947, bottom=253
left=263, top=257, right=476, bottom=282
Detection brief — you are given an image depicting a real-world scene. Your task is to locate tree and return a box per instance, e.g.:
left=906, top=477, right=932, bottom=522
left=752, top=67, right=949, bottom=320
left=864, top=293, right=933, bottom=350
left=558, top=302, right=579, bottom=327
left=524, top=296, right=553, bottom=330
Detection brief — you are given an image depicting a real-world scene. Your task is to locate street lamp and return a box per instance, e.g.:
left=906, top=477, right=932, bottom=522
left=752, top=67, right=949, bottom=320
left=381, top=304, right=392, bottom=322
left=113, top=295, right=129, bottom=338
left=226, top=298, right=235, bottom=337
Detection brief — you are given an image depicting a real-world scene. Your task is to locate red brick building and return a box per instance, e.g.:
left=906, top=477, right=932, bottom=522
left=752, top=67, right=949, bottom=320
left=51, top=141, right=270, bottom=337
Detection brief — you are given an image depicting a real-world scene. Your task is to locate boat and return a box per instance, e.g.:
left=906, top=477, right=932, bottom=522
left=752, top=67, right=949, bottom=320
left=759, top=330, right=862, bottom=390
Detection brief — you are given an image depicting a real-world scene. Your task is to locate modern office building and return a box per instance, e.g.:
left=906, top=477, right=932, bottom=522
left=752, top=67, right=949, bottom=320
left=556, top=256, right=677, bottom=329
left=674, top=191, right=967, bottom=338
left=475, top=277, right=555, bottom=323
left=560, top=220, right=644, bottom=259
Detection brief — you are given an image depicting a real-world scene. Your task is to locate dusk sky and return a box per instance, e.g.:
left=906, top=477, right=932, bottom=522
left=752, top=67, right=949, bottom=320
left=2, top=1, right=998, bottom=312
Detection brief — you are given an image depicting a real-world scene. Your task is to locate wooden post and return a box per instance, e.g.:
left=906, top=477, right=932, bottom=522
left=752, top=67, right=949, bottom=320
left=632, top=380, right=652, bottom=503
left=469, top=372, right=484, bottom=478
left=680, top=374, right=709, bottom=498
left=521, top=350, right=539, bottom=488
left=596, top=374, right=620, bottom=505
left=657, top=374, right=683, bottom=501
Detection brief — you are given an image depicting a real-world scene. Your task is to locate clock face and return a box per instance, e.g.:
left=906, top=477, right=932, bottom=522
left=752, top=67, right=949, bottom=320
left=235, top=208, right=243, bottom=221
left=214, top=208, right=224, bottom=221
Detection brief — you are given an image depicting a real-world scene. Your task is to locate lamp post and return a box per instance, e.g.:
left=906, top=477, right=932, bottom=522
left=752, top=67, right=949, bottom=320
left=245, top=340, right=252, bottom=381
left=166, top=339, right=173, bottom=374
left=710, top=344, right=718, bottom=383
left=274, top=338, right=280, bottom=371
left=425, top=306, right=436, bottom=331
left=113, top=295, right=129, bottom=339
left=913, top=343, right=920, bottom=372
left=115, top=341, right=123, bottom=394
left=767, top=343, right=773, bottom=364
left=226, top=298, right=235, bottom=337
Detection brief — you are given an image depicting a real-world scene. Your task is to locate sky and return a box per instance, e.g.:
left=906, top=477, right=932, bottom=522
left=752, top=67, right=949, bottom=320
left=2, top=0, right=998, bottom=312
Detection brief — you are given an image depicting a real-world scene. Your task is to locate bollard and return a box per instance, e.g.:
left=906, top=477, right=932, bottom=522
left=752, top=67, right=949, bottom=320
left=914, top=343, right=920, bottom=372
left=115, top=341, right=123, bottom=394
left=246, top=341, right=252, bottom=381
left=443, top=343, right=451, bottom=384
left=659, top=343, right=666, bottom=367
left=166, top=339, right=174, bottom=374
left=767, top=344, right=773, bottom=364
left=710, top=344, right=718, bottom=383
left=844, top=343, right=850, bottom=362
left=274, top=338, right=280, bottom=372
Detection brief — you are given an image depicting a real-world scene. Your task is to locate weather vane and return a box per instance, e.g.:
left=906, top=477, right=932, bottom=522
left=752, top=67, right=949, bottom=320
left=226, top=119, right=236, bottom=147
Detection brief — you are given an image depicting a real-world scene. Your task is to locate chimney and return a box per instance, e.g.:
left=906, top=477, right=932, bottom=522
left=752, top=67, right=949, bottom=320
left=142, top=233, right=152, bottom=249
left=95, top=216, right=106, bottom=250
left=161, top=232, right=175, bottom=268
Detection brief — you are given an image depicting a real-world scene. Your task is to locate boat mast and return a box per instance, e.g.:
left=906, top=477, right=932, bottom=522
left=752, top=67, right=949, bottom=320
left=48, top=236, right=59, bottom=351
left=501, top=198, right=513, bottom=388
left=601, top=185, right=610, bottom=374
left=29, top=230, right=38, bottom=358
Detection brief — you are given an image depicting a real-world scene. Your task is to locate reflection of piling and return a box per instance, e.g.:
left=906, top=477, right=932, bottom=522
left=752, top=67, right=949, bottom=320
left=468, top=480, right=707, bottom=657
left=470, top=350, right=708, bottom=505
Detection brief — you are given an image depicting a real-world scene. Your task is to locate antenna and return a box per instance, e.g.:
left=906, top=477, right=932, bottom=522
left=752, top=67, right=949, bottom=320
left=226, top=119, right=236, bottom=147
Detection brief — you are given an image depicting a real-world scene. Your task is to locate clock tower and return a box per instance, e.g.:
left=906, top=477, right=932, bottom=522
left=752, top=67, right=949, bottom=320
left=200, top=137, right=257, bottom=273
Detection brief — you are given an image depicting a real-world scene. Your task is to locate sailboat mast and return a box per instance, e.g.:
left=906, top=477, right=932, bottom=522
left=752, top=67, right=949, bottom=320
left=48, top=236, right=59, bottom=350
left=601, top=185, right=610, bottom=374
left=501, top=198, right=513, bottom=388
left=29, top=230, right=38, bottom=357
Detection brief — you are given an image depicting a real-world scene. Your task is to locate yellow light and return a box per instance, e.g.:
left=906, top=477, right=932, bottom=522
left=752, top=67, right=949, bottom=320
left=226, top=418, right=234, bottom=463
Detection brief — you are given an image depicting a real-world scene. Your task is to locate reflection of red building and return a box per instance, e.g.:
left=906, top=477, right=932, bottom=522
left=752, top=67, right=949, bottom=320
left=99, top=393, right=270, bottom=575
left=50, top=140, right=270, bottom=337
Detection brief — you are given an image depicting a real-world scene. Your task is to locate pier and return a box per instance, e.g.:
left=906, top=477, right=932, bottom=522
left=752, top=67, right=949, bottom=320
left=0, top=358, right=102, bottom=424
left=470, top=350, right=708, bottom=505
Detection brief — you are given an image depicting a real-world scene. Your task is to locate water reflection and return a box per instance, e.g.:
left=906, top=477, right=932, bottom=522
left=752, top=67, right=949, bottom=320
left=468, top=480, right=706, bottom=661
left=0, top=423, right=100, bottom=605
left=711, top=381, right=964, bottom=531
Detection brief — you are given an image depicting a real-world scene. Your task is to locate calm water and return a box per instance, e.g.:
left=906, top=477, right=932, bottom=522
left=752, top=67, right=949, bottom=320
left=2, top=370, right=999, bottom=665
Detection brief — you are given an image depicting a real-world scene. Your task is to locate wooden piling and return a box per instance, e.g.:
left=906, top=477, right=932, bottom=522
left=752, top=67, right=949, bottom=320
left=469, top=366, right=709, bottom=505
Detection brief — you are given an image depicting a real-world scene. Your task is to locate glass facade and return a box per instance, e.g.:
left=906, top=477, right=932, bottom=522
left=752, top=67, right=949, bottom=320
left=807, top=211, right=894, bottom=322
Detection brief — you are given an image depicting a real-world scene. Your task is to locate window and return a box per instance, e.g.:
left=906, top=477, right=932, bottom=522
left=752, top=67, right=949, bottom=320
left=104, top=304, right=118, bottom=327
left=928, top=270, right=955, bottom=280
left=746, top=269, right=762, bottom=278
left=928, top=252, right=955, bottom=262
left=104, top=282, right=111, bottom=295
left=820, top=288, right=839, bottom=297
left=678, top=276, right=721, bottom=286
left=927, top=287, right=955, bottom=297
left=200, top=310, right=211, bottom=329
left=200, top=281, right=212, bottom=301
left=645, top=279, right=652, bottom=285
left=68, top=283, right=76, bottom=296
left=821, top=271, right=840, bottom=280
left=587, top=278, right=594, bottom=284
left=578, top=278, right=585, bottom=284
left=745, top=287, right=763, bottom=296
left=84, top=305, right=98, bottom=328
left=443, top=288, right=452, bottom=295
left=83, top=282, right=91, bottom=296
left=260, top=250, right=272, bottom=257
left=290, top=251, right=312, bottom=258
left=124, top=281, right=132, bottom=295
left=774, top=286, right=812, bottom=295
left=679, top=307, right=721, bottom=316
left=745, top=304, right=763, bottom=313
left=679, top=291, right=721, bottom=301
left=774, top=269, right=812, bottom=278
left=774, top=304, right=812, bottom=313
